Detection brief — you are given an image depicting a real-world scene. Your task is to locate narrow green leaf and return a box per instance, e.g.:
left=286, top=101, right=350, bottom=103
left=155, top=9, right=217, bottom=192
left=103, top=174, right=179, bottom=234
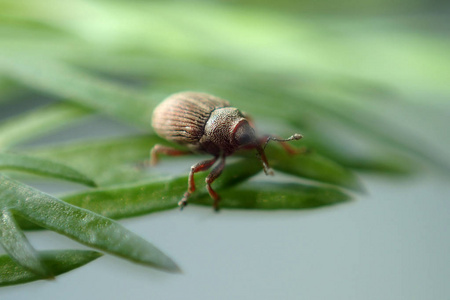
left=287, top=90, right=450, bottom=173
left=0, top=79, right=25, bottom=105
left=19, top=157, right=350, bottom=228
left=58, top=157, right=263, bottom=219
left=0, top=210, right=51, bottom=278
left=217, top=84, right=423, bottom=176
left=0, top=55, right=426, bottom=174
left=30, top=135, right=160, bottom=185
left=0, top=57, right=155, bottom=130
left=0, top=250, right=102, bottom=287
left=0, top=102, right=91, bottom=150
left=309, top=143, right=418, bottom=175
left=0, top=153, right=97, bottom=187
left=15, top=157, right=261, bottom=231
left=297, top=130, right=419, bottom=175
left=60, top=177, right=184, bottom=219
left=0, top=175, right=179, bottom=272
left=193, top=182, right=351, bottom=209
left=29, top=134, right=362, bottom=191
left=262, top=144, right=364, bottom=192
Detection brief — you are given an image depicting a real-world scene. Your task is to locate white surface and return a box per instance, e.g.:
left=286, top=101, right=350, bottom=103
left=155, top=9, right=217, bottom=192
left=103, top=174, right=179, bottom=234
left=1, top=170, right=449, bottom=300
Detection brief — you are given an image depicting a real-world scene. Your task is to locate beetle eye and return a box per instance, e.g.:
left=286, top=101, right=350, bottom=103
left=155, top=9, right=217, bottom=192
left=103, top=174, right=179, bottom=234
left=238, top=133, right=251, bottom=145
left=234, top=122, right=256, bottom=146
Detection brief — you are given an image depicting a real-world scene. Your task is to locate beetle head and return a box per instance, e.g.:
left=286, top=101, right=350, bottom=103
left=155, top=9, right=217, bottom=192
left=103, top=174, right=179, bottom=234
left=202, top=107, right=274, bottom=175
left=232, top=119, right=274, bottom=175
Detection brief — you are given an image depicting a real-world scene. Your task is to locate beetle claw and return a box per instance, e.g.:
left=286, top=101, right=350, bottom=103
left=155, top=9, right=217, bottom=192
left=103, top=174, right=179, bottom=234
left=178, top=193, right=190, bottom=210
left=178, top=200, right=188, bottom=210
left=265, top=168, right=274, bottom=176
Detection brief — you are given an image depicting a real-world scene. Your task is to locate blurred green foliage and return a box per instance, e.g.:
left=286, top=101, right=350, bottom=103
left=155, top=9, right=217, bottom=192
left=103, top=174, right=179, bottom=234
left=0, top=0, right=448, bottom=287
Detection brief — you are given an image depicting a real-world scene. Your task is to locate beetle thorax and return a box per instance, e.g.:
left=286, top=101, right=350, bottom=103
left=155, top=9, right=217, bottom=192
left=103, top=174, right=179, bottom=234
left=200, top=107, right=247, bottom=155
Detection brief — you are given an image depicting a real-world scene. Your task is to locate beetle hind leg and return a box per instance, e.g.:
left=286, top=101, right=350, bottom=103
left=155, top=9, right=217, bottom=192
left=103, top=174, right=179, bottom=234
left=150, top=144, right=191, bottom=166
left=179, top=156, right=218, bottom=210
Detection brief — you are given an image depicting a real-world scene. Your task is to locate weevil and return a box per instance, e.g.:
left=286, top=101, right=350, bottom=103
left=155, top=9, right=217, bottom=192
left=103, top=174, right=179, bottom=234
left=151, top=92, right=302, bottom=211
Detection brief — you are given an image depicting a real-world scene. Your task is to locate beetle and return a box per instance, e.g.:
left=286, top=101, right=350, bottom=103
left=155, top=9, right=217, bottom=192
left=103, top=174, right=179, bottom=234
left=151, top=91, right=302, bottom=211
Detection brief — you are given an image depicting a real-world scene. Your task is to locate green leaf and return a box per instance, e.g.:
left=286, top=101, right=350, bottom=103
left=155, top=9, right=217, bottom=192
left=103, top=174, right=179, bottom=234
left=194, top=182, right=351, bottom=209
left=283, top=89, right=450, bottom=174
left=137, top=78, right=422, bottom=176
left=255, top=144, right=364, bottom=192
left=0, top=102, right=91, bottom=150
left=0, top=153, right=96, bottom=187
left=0, top=210, right=51, bottom=278
left=15, top=157, right=351, bottom=229
left=29, top=135, right=160, bottom=186
left=0, top=57, right=155, bottom=130
left=0, top=250, right=102, bottom=287
left=28, top=134, right=363, bottom=191
left=58, top=157, right=263, bottom=220
left=0, top=54, right=437, bottom=176
left=221, top=85, right=426, bottom=175
left=296, top=129, right=419, bottom=175
left=0, top=79, right=24, bottom=105
left=0, top=174, right=179, bottom=272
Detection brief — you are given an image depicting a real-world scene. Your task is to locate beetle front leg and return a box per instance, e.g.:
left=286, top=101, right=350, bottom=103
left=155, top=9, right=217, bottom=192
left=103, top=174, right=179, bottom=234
left=179, top=156, right=218, bottom=210
left=150, top=144, right=191, bottom=166
left=205, top=156, right=226, bottom=211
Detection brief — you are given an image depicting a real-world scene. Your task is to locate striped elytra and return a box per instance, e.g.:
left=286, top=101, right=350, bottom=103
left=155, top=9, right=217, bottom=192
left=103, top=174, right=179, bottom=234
left=150, top=91, right=303, bottom=211
left=152, top=92, right=229, bottom=148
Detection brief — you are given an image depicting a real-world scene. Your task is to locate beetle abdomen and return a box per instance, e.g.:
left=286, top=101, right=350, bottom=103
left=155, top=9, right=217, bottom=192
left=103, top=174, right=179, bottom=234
left=152, top=92, right=230, bottom=148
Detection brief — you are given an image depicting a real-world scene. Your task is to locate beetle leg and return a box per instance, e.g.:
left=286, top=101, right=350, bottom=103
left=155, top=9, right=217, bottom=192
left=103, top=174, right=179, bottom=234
left=205, top=155, right=226, bottom=211
left=256, top=145, right=274, bottom=176
left=150, top=144, right=191, bottom=166
left=179, top=156, right=218, bottom=210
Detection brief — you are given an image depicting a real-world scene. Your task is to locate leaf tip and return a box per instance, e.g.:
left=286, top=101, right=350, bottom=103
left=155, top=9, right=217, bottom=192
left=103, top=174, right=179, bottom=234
left=85, top=179, right=98, bottom=188
left=153, top=257, right=182, bottom=273
left=348, top=177, right=366, bottom=194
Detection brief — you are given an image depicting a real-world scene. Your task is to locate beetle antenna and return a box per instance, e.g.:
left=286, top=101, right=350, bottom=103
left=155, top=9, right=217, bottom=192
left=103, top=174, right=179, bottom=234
left=263, top=133, right=303, bottom=150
